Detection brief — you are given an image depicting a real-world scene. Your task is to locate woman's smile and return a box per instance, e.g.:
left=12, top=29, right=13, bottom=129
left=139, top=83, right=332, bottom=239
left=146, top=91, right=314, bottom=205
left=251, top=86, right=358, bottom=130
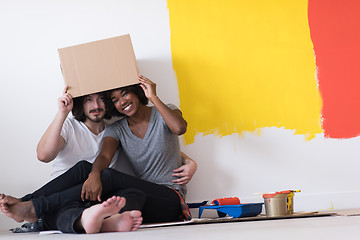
left=121, top=103, right=133, bottom=113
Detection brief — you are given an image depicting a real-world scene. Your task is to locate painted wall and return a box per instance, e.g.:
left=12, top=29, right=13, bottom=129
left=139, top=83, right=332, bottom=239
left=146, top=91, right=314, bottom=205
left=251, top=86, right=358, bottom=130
left=168, top=0, right=360, bottom=210
left=0, top=0, right=360, bottom=228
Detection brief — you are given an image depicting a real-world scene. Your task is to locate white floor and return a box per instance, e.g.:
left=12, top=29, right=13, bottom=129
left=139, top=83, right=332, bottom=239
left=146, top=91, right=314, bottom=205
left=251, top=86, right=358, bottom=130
left=1, top=211, right=360, bottom=240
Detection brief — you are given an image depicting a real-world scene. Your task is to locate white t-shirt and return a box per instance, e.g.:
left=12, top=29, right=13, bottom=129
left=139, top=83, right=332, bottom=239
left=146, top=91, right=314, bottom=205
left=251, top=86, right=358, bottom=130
left=50, top=117, right=119, bottom=179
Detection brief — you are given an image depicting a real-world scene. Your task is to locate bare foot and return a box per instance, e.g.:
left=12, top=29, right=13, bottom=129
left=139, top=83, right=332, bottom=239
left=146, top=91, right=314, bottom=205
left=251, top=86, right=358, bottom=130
left=0, top=193, right=4, bottom=208
left=101, top=210, right=143, bottom=232
left=0, top=201, right=37, bottom=223
left=0, top=194, right=21, bottom=205
left=80, top=196, right=126, bottom=234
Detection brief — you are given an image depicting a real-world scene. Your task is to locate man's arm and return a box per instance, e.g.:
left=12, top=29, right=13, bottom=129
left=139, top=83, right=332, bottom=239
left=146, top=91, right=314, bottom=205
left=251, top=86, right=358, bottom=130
left=172, top=152, right=197, bottom=185
left=36, top=87, right=72, bottom=163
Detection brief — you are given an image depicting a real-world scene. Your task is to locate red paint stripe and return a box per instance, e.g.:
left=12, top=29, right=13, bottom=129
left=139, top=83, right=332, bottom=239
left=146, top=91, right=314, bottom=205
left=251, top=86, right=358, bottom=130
left=308, top=0, right=360, bottom=138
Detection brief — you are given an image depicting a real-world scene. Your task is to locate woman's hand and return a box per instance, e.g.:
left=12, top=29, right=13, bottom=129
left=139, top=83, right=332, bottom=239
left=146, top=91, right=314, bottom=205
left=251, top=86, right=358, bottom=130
left=138, top=74, right=157, bottom=101
left=138, top=74, right=187, bottom=135
left=80, top=138, right=118, bottom=202
left=81, top=172, right=102, bottom=202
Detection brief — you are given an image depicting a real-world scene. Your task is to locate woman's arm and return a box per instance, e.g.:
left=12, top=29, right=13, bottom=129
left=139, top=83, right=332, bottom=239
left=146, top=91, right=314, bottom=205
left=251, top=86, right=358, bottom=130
left=81, top=137, right=118, bottom=201
left=138, top=74, right=187, bottom=135
left=172, top=152, right=197, bottom=185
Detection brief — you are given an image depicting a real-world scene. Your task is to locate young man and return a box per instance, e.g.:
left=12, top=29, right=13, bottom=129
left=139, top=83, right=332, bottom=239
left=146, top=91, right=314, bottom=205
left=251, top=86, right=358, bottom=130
left=0, top=87, right=197, bottom=232
left=36, top=87, right=119, bottom=179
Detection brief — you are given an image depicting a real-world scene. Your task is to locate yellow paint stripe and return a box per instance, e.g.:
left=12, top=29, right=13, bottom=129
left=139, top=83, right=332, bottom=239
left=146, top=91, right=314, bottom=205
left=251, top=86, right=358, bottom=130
left=168, top=0, right=323, bottom=143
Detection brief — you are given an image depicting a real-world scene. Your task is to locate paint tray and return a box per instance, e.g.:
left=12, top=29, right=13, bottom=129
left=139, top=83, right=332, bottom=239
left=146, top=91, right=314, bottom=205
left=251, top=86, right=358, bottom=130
left=198, top=203, right=263, bottom=218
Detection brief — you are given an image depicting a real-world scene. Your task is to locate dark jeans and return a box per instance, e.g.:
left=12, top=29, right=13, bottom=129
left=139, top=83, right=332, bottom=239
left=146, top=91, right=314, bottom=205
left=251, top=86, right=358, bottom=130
left=55, top=188, right=146, bottom=233
left=100, top=167, right=182, bottom=223
left=22, top=161, right=181, bottom=230
left=21, top=161, right=93, bottom=202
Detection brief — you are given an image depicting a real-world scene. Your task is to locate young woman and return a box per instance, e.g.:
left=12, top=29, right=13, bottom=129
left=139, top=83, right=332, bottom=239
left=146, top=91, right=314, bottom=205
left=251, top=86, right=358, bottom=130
left=80, top=74, right=189, bottom=223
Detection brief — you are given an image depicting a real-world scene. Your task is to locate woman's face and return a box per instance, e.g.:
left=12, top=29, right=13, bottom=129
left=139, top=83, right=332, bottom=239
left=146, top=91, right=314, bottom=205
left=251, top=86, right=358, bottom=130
left=110, top=89, right=139, bottom=117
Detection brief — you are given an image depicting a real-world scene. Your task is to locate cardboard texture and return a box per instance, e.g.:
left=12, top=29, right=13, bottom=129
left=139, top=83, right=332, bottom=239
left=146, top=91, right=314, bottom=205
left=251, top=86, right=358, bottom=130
left=58, top=34, right=139, bottom=98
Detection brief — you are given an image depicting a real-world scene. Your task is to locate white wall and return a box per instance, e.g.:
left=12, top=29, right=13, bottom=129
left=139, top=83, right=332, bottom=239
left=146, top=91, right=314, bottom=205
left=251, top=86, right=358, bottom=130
left=0, top=0, right=177, bottom=195
left=1, top=1, right=360, bottom=229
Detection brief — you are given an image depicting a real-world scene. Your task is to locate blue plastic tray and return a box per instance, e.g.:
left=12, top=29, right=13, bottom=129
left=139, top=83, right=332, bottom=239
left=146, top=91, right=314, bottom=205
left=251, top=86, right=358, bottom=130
left=198, top=203, right=263, bottom=218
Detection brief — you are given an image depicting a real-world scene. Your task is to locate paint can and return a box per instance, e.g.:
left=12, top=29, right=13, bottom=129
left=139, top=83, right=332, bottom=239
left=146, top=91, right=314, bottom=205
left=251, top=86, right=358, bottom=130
left=263, top=193, right=288, bottom=217
left=287, top=191, right=294, bottom=214
left=277, top=190, right=301, bottom=214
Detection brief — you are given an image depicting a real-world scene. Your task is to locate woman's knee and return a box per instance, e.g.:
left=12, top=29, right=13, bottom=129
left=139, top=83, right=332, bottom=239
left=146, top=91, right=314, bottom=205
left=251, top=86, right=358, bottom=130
left=101, top=167, right=115, bottom=177
left=100, top=168, right=119, bottom=185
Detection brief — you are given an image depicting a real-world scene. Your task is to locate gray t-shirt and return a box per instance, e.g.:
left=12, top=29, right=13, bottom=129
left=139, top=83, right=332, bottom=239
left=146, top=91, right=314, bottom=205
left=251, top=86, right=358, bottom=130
left=104, top=104, right=186, bottom=198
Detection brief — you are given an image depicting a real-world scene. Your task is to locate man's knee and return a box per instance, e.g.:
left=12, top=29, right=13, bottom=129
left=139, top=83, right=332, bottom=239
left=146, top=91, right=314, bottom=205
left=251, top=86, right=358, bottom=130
left=69, top=161, right=92, bottom=180
left=74, top=160, right=92, bottom=168
left=73, top=160, right=92, bottom=172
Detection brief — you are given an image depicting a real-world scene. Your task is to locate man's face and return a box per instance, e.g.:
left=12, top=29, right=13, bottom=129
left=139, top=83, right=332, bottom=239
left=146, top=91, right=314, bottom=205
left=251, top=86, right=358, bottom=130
left=83, top=94, right=106, bottom=123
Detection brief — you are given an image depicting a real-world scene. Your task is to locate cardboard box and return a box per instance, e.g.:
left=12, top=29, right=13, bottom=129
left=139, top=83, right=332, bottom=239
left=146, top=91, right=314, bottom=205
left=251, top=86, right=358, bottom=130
left=58, top=34, right=139, bottom=98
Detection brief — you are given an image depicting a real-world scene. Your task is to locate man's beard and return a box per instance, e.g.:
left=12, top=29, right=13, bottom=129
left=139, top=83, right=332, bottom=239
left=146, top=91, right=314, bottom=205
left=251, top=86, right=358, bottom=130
left=86, top=109, right=104, bottom=123
left=86, top=115, right=103, bottom=123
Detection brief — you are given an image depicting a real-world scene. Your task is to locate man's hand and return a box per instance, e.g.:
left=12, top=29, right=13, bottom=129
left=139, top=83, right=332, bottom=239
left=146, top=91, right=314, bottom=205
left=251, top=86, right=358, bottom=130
left=172, top=160, right=197, bottom=185
left=81, top=172, right=102, bottom=202
left=58, top=86, right=73, bottom=114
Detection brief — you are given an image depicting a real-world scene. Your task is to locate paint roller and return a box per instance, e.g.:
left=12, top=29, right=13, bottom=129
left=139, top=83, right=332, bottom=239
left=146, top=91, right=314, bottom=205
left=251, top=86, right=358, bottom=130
left=211, top=197, right=241, bottom=206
